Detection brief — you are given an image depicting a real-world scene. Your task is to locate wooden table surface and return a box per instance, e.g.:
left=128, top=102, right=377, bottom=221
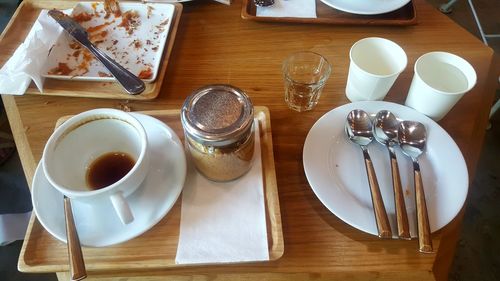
left=1, top=0, right=498, bottom=280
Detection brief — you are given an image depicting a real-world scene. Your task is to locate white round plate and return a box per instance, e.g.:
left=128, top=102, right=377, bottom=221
left=303, top=101, right=468, bottom=237
left=320, top=0, right=411, bottom=15
left=32, top=113, right=186, bottom=247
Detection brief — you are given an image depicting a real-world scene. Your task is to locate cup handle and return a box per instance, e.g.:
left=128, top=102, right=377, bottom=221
left=110, top=191, right=134, bottom=224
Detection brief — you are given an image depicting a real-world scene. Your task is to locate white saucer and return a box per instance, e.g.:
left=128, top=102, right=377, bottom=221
left=303, top=101, right=468, bottom=238
left=32, top=113, right=186, bottom=247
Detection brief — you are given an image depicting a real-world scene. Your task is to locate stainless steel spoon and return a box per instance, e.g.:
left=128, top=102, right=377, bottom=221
left=64, top=196, right=87, bottom=280
left=398, top=121, right=433, bottom=253
left=373, top=110, right=411, bottom=240
left=345, top=109, right=392, bottom=239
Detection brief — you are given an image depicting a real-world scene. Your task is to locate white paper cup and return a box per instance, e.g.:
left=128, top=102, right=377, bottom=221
left=405, top=52, right=477, bottom=121
left=346, top=37, right=407, bottom=102
left=42, top=108, right=150, bottom=225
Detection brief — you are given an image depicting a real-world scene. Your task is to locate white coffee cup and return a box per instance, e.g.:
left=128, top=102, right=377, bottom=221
left=346, top=37, right=407, bottom=102
left=42, top=108, right=150, bottom=224
left=405, top=51, right=477, bottom=121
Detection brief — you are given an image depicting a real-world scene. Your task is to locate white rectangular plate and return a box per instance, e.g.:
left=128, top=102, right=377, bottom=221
left=44, top=2, right=175, bottom=83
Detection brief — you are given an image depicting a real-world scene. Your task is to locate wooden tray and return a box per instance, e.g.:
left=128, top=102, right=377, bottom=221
left=0, top=0, right=182, bottom=100
left=241, top=0, right=417, bottom=26
left=18, top=106, right=284, bottom=273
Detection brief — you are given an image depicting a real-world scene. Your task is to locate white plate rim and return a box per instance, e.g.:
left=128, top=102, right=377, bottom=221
left=319, top=0, right=412, bottom=15
left=303, top=101, right=468, bottom=237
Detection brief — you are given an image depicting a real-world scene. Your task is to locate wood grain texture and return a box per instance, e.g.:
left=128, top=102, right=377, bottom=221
left=414, top=166, right=433, bottom=253
left=0, top=0, right=183, bottom=100
left=0, top=0, right=497, bottom=280
left=17, top=107, right=284, bottom=273
left=241, top=0, right=418, bottom=26
left=363, top=149, right=392, bottom=239
left=390, top=153, right=411, bottom=239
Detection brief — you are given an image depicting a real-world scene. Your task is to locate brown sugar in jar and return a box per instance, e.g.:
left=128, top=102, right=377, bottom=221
left=181, top=85, right=255, bottom=181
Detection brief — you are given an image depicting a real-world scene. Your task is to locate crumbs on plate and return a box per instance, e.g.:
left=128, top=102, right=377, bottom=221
left=48, top=0, right=171, bottom=80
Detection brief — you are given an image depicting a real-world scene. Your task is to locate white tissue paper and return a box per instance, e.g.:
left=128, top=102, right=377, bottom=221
left=256, top=0, right=317, bottom=18
left=175, top=121, right=269, bottom=265
left=0, top=10, right=66, bottom=95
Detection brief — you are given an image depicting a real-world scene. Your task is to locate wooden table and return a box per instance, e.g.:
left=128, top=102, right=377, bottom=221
left=1, top=0, right=498, bottom=280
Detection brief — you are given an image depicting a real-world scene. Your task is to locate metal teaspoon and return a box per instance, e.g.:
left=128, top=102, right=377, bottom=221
left=345, top=109, right=392, bottom=239
left=373, top=110, right=411, bottom=240
left=64, top=196, right=87, bottom=280
left=398, top=121, right=433, bottom=253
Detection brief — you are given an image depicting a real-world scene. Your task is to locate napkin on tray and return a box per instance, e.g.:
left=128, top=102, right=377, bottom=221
left=175, top=121, right=269, bottom=264
left=256, top=0, right=317, bottom=18
left=0, top=10, right=66, bottom=95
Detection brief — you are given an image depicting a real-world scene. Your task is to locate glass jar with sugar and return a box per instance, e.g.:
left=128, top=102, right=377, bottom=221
left=180, top=84, right=255, bottom=181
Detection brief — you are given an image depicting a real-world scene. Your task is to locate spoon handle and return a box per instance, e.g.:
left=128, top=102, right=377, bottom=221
left=389, top=149, right=411, bottom=240
left=414, top=162, right=433, bottom=253
left=362, top=148, right=392, bottom=239
left=64, top=197, right=87, bottom=281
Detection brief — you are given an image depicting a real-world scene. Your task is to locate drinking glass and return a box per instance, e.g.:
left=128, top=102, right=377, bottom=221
left=282, top=52, right=332, bottom=112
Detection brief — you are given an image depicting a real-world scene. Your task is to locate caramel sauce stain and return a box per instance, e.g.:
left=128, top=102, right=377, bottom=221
left=138, top=67, right=152, bottom=79
left=87, top=22, right=113, bottom=33
left=73, top=12, right=93, bottom=23
left=48, top=62, right=73, bottom=75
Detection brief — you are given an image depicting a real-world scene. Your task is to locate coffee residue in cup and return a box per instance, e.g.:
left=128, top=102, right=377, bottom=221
left=86, top=152, right=135, bottom=190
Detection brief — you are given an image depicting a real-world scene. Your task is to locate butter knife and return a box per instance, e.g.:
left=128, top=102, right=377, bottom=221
left=48, top=9, right=145, bottom=95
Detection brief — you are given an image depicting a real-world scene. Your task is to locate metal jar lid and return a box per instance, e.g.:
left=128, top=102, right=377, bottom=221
left=181, top=84, right=254, bottom=147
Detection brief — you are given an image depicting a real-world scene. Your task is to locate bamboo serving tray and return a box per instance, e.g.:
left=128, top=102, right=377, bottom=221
left=18, top=106, right=284, bottom=273
left=0, top=0, right=182, bottom=100
left=241, top=0, right=417, bottom=26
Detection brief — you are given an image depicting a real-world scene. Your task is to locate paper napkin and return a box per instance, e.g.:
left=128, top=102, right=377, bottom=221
left=256, top=0, right=317, bottom=18
left=175, top=121, right=269, bottom=264
left=0, top=10, right=65, bottom=95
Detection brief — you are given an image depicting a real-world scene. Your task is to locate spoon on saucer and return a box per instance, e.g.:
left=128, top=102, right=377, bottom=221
left=373, top=110, right=411, bottom=240
left=64, top=196, right=87, bottom=280
left=398, top=121, right=433, bottom=253
left=345, top=109, right=392, bottom=239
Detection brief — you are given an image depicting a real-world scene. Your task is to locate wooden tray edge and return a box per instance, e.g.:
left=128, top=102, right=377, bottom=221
left=241, top=0, right=418, bottom=26
left=0, top=0, right=182, bottom=100
left=255, top=107, right=284, bottom=261
left=18, top=106, right=284, bottom=273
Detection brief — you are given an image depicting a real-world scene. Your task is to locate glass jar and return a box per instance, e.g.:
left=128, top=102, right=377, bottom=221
left=181, top=84, right=255, bottom=182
